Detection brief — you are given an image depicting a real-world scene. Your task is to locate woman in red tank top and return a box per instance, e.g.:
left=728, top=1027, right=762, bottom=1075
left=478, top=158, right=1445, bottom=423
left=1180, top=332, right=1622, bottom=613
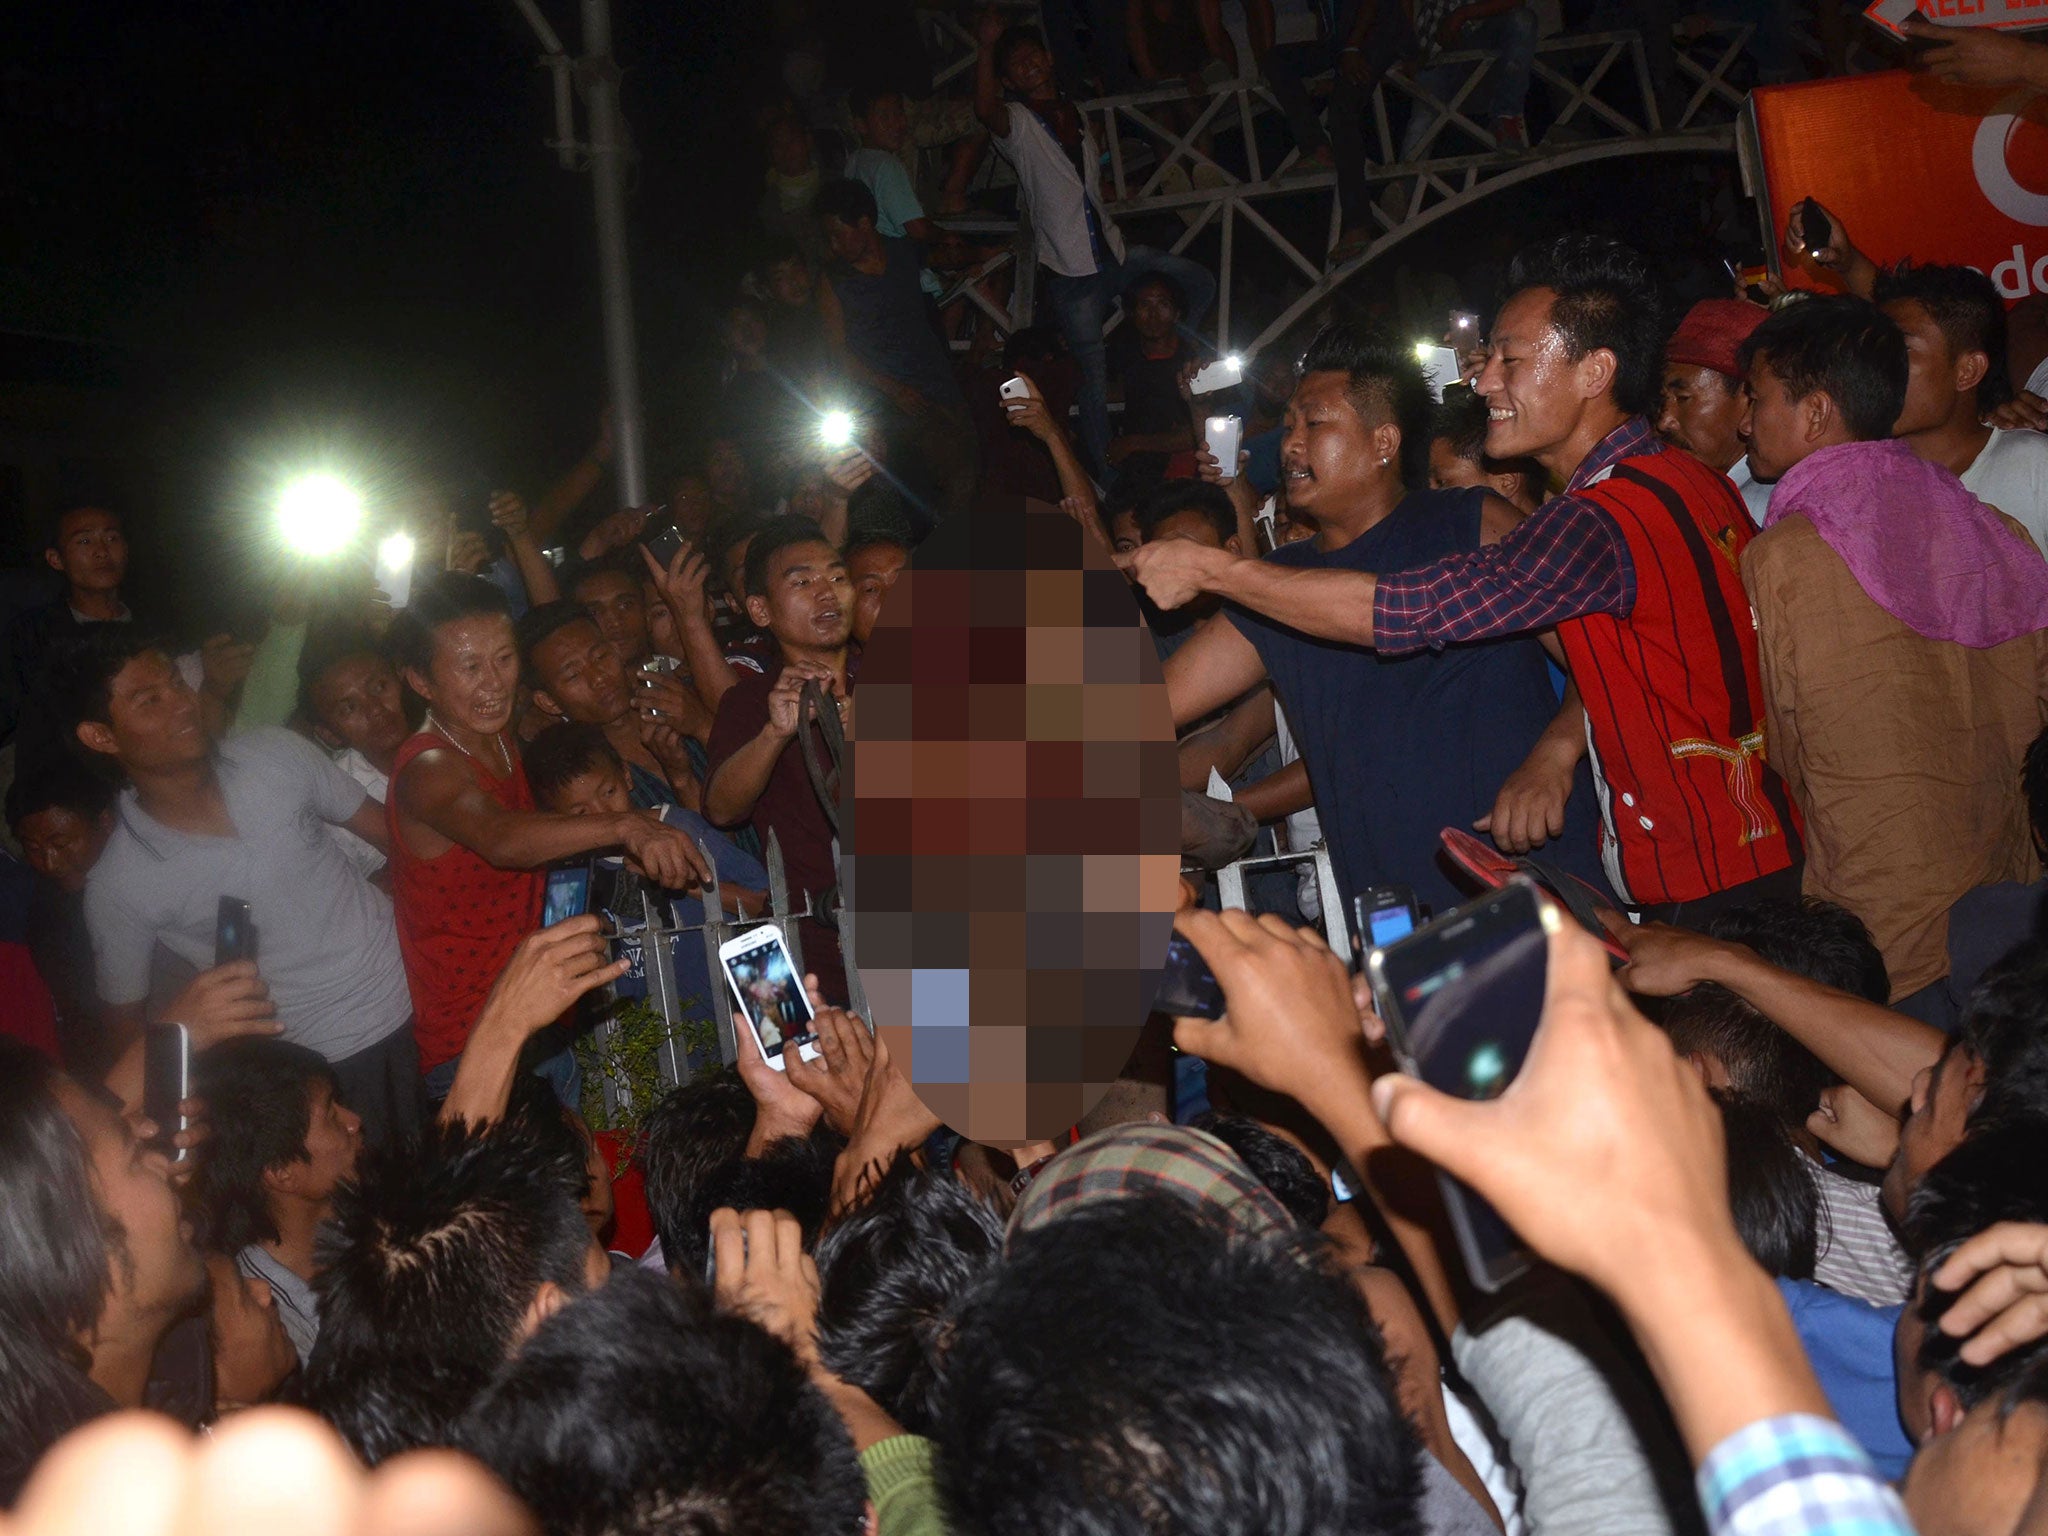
left=385, top=576, right=712, bottom=1080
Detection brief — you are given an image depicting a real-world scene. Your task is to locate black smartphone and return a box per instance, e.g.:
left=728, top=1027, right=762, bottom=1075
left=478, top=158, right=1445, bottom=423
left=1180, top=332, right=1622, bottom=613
left=1153, top=929, right=1226, bottom=1019
left=1353, top=885, right=1421, bottom=958
left=215, top=896, right=255, bottom=966
left=643, top=520, right=688, bottom=572
left=1798, top=197, right=1832, bottom=257
left=144, top=1022, right=192, bottom=1162
left=1367, top=879, right=1549, bottom=1292
left=543, top=863, right=594, bottom=927
left=453, top=483, right=508, bottom=559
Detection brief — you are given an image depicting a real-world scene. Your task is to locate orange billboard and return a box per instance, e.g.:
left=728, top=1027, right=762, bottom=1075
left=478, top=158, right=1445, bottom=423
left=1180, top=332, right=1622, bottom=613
left=1748, top=70, right=2048, bottom=300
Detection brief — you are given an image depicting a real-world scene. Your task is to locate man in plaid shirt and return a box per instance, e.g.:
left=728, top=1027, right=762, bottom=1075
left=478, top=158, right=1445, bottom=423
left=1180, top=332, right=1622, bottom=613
left=1130, top=234, right=1800, bottom=924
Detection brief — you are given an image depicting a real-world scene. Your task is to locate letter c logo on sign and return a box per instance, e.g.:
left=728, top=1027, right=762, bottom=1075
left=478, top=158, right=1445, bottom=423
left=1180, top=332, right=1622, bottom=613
left=1975, top=98, right=2048, bottom=225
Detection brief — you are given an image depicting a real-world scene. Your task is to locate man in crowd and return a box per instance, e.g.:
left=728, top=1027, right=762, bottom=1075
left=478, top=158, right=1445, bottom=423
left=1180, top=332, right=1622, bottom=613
left=1160, top=326, right=1603, bottom=922
left=974, top=13, right=1216, bottom=478
left=298, top=625, right=412, bottom=880
left=704, top=515, right=855, bottom=1005
left=193, top=1037, right=364, bottom=1367
left=384, top=575, right=710, bottom=1100
left=0, top=1039, right=208, bottom=1502
left=1657, top=297, right=1773, bottom=526
left=1132, top=234, right=1800, bottom=926
left=1427, top=384, right=1542, bottom=512
left=845, top=518, right=913, bottom=648
left=517, top=601, right=707, bottom=811
left=52, top=628, right=422, bottom=1147
left=1738, top=295, right=2048, bottom=1023
left=7, top=773, right=116, bottom=1075
left=1877, top=260, right=2048, bottom=557
left=568, top=553, right=661, bottom=673
left=815, top=178, right=978, bottom=529
left=1105, top=273, right=1198, bottom=479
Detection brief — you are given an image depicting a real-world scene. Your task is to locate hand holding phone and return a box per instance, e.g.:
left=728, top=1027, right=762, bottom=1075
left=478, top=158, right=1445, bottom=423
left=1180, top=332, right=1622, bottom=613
left=719, top=925, right=821, bottom=1070
left=144, top=1023, right=193, bottom=1162
left=1154, top=930, right=1226, bottom=1019
left=1204, top=416, right=1243, bottom=481
left=216, top=897, right=255, bottom=967
left=543, top=863, right=594, bottom=927
left=1188, top=356, right=1245, bottom=395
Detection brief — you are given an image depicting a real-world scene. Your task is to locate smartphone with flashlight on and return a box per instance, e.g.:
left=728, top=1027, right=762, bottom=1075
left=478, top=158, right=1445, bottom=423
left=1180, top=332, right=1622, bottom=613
left=144, top=1023, right=192, bottom=1163
left=1189, top=354, right=1245, bottom=395
left=718, top=924, right=821, bottom=1071
left=1204, top=415, right=1244, bottom=481
left=373, top=531, right=417, bottom=610
left=818, top=410, right=856, bottom=453
left=1368, top=879, right=1550, bottom=1292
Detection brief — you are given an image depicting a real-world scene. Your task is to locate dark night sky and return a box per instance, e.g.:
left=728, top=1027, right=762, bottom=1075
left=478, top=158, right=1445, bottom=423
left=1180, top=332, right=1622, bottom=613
left=3, top=0, right=778, bottom=600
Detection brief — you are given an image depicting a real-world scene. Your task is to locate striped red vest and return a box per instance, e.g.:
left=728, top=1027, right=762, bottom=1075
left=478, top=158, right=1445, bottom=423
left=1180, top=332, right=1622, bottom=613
left=1557, top=450, right=1801, bottom=905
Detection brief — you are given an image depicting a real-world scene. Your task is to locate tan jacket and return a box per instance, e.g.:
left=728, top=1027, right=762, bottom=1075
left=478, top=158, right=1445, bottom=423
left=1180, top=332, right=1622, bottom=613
left=1743, top=515, right=2048, bottom=999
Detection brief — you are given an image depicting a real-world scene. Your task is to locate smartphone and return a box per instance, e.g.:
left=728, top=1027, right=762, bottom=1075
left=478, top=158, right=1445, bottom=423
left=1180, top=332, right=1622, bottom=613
left=999, top=375, right=1034, bottom=403
left=373, top=532, right=416, bottom=611
left=1353, top=886, right=1421, bottom=956
left=1417, top=345, right=1462, bottom=401
left=643, top=520, right=688, bottom=572
left=1153, top=929, right=1226, bottom=1019
left=144, top=1022, right=192, bottom=1162
left=543, top=863, right=593, bottom=927
left=718, top=925, right=821, bottom=1071
left=1798, top=197, right=1832, bottom=257
left=1367, top=879, right=1549, bottom=1292
left=1189, top=355, right=1245, bottom=395
left=1448, top=310, right=1480, bottom=337
left=215, top=896, right=255, bottom=966
left=1204, top=415, right=1244, bottom=481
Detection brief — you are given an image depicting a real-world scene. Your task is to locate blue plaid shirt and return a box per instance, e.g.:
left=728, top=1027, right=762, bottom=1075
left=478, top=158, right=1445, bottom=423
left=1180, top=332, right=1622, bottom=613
left=1698, top=1415, right=1914, bottom=1536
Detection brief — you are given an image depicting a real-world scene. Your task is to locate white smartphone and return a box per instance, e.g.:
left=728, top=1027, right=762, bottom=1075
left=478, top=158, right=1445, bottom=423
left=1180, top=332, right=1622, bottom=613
left=373, top=532, right=416, bottom=611
left=1417, top=345, right=1462, bottom=401
left=1189, top=355, right=1244, bottom=395
left=717, top=924, right=821, bottom=1071
left=1204, top=415, right=1243, bottom=480
left=999, top=375, right=1034, bottom=403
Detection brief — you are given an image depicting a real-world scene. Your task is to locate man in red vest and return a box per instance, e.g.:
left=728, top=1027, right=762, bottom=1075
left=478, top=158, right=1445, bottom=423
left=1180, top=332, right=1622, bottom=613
left=1129, top=235, right=1800, bottom=924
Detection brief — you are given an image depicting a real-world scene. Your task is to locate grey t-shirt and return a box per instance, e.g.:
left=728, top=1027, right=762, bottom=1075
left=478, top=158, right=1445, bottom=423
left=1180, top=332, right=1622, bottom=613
left=237, top=1242, right=320, bottom=1367
left=85, top=728, right=411, bottom=1063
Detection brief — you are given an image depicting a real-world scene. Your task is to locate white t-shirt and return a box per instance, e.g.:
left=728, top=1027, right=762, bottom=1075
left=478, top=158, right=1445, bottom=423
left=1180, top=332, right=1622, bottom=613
left=992, top=101, right=1125, bottom=279
left=328, top=746, right=390, bottom=878
left=1960, top=427, right=2048, bottom=555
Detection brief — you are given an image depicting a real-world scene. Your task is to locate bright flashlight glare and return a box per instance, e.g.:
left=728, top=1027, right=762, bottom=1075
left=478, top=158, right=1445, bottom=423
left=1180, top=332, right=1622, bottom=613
left=1226, top=353, right=1243, bottom=370
left=1414, top=340, right=1437, bottom=363
left=277, top=474, right=365, bottom=556
left=377, top=532, right=414, bottom=570
left=820, top=410, right=855, bottom=448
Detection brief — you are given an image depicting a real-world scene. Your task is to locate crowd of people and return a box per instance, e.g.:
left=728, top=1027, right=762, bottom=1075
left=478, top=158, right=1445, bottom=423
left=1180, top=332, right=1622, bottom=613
left=6, top=3, right=2048, bottom=1535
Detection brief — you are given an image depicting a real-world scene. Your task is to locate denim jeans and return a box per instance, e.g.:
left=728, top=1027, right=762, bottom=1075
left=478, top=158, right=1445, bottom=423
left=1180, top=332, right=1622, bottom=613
left=1043, top=246, right=1219, bottom=477
left=1401, top=5, right=1540, bottom=159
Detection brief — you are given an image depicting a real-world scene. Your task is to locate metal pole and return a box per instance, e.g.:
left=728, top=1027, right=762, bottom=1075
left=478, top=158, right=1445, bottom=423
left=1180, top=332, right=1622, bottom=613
left=580, top=0, right=648, bottom=508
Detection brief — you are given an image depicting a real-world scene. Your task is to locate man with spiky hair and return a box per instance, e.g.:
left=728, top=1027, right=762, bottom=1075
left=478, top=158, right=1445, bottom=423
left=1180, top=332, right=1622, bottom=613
left=298, top=1102, right=602, bottom=1462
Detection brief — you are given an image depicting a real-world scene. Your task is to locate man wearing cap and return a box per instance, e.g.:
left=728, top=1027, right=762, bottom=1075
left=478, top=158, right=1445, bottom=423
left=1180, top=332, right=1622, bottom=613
left=1658, top=298, right=1773, bottom=528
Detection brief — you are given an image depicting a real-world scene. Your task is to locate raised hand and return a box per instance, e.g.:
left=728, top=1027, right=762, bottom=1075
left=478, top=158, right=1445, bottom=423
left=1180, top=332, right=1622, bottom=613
left=618, top=812, right=714, bottom=891
left=164, top=962, right=282, bottom=1049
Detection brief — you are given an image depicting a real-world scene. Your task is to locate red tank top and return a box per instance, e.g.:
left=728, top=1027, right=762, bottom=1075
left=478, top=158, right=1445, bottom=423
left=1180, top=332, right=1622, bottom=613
left=387, top=731, right=543, bottom=1071
left=1557, top=451, right=1802, bottom=906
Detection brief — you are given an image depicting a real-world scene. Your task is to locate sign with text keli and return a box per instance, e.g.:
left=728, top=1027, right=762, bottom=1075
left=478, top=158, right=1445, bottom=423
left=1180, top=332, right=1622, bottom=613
left=1751, top=70, right=2048, bottom=301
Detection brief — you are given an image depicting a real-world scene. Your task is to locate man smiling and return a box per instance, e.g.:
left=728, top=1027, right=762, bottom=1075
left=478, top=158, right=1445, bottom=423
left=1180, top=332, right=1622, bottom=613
left=1130, top=235, right=1798, bottom=925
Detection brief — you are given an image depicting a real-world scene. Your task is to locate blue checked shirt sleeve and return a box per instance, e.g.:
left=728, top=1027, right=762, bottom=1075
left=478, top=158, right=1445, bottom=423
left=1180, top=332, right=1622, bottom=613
left=1369, top=491, right=1636, bottom=655
left=1698, top=1414, right=1915, bottom=1536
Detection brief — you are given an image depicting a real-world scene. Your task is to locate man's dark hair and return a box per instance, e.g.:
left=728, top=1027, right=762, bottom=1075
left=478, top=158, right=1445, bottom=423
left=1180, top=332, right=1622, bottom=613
left=1738, top=295, right=1908, bottom=443
left=1296, top=322, right=1437, bottom=485
left=294, top=621, right=389, bottom=727
left=1716, top=1091, right=1820, bottom=1281
left=843, top=517, right=915, bottom=565
left=300, top=1108, right=593, bottom=1463
left=1125, top=271, right=1187, bottom=316
left=1191, top=1113, right=1331, bottom=1229
left=641, top=1071, right=757, bottom=1278
left=1506, top=234, right=1667, bottom=416
left=514, top=599, right=603, bottom=688
left=813, top=1159, right=1005, bottom=1435
left=696, top=1132, right=840, bottom=1255
left=4, top=770, right=113, bottom=835
left=847, top=82, right=902, bottom=122
left=385, top=573, right=513, bottom=684
left=0, top=1042, right=122, bottom=1503
left=2024, top=724, right=2048, bottom=851
left=564, top=549, right=644, bottom=603
left=42, top=625, right=163, bottom=743
left=524, top=722, right=624, bottom=808
left=813, top=178, right=879, bottom=230
left=1708, top=898, right=1891, bottom=1004
left=1134, top=480, right=1238, bottom=546
left=1908, top=1114, right=2048, bottom=1407
left=1432, top=384, right=1492, bottom=463
left=1874, top=260, right=2015, bottom=413
left=1957, top=942, right=2048, bottom=1126
left=742, top=513, right=837, bottom=601
left=190, top=1038, right=338, bottom=1252
left=459, top=1268, right=866, bottom=1536
left=993, top=24, right=1045, bottom=80
left=935, top=1196, right=1425, bottom=1536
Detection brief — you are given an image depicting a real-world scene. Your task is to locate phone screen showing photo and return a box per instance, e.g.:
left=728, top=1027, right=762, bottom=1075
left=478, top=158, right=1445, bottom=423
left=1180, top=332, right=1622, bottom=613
left=543, top=865, right=592, bottom=927
left=721, top=930, right=817, bottom=1060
